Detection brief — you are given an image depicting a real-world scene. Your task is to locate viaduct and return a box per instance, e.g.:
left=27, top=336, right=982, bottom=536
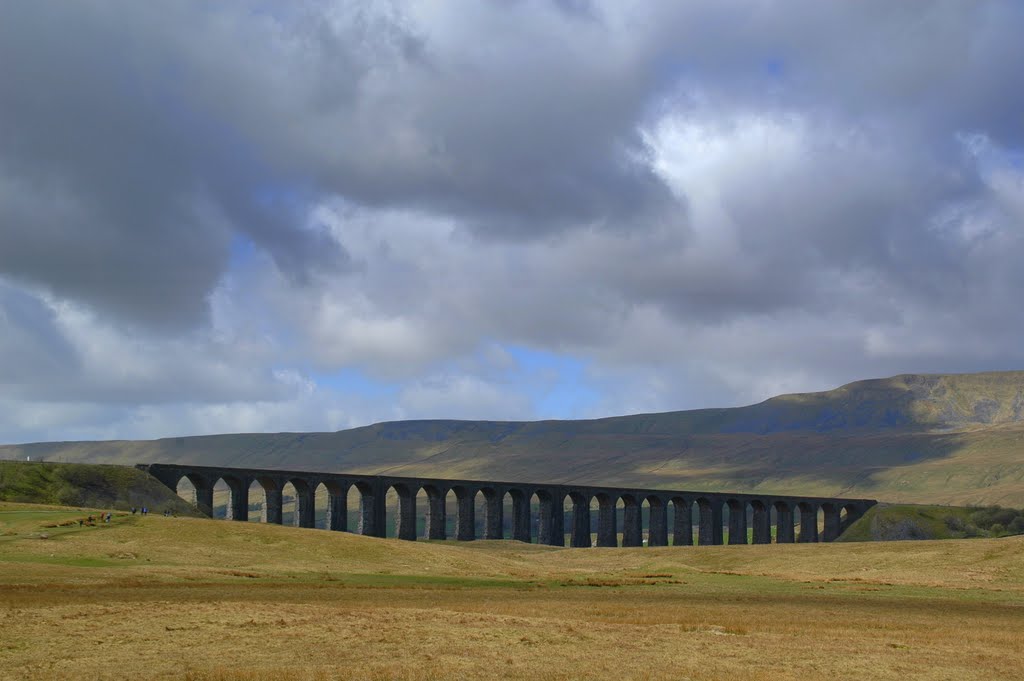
left=140, top=463, right=876, bottom=546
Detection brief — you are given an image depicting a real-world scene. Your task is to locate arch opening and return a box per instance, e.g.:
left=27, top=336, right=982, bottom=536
left=798, top=501, right=818, bottom=543
left=217, top=476, right=249, bottom=521
left=594, top=493, right=616, bottom=547
left=645, top=496, right=667, bottom=547
left=501, top=490, right=516, bottom=539
left=422, top=485, right=447, bottom=540
left=174, top=474, right=212, bottom=516
left=354, top=481, right=378, bottom=536
left=508, top=488, right=530, bottom=542
left=621, top=494, right=642, bottom=547
left=385, top=483, right=417, bottom=541
left=452, top=486, right=476, bottom=541
left=318, top=481, right=347, bottom=531
left=750, top=500, right=771, bottom=544
left=696, top=497, right=723, bottom=546
left=480, top=488, right=503, bottom=540
left=284, top=479, right=315, bottom=528
left=281, top=482, right=297, bottom=527
left=670, top=497, right=691, bottom=546
left=247, top=479, right=266, bottom=523
left=533, top=490, right=560, bottom=546
left=773, top=501, right=794, bottom=543
left=726, top=499, right=748, bottom=545
left=568, top=492, right=591, bottom=548
left=344, top=484, right=362, bottom=533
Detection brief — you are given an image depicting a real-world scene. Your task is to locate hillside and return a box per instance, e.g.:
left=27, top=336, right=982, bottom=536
left=4, top=371, right=1024, bottom=505
left=0, top=461, right=197, bottom=515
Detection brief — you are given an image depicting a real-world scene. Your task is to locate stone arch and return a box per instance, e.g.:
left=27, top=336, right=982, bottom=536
left=343, top=483, right=362, bottom=532
left=645, top=495, right=668, bottom=547
left=750, top=499, right=771, bottom=544
left=670, top=496, right=691, bottom=546
left=726, top=498, right=748, bottom=545
left=696, top=497, right=723, bottom=546
left=319, top=480, right=348, bottom=531
left=422, top=484, right=447, bottom=540
left=452, top=485, right=476, bottom=541
left=508, top=488, right=531, bottom=542
left=354, top=480, right=379, bottom=536
left=820, top=502, right=841, bottom=542
left=797, top=501, right=818, bottom=542
left=620, top=494, right=642, bottom=547
left=773, top=500, right=794, bottom=543
left=480, top=487, right=504, bottom=540
left=502, top=489, right=516, bottom=539
left=217, top=475, right=249, bottom=521
left=568, top=491, right=592, bottom=548
left=256, top=475, right=284, bottom=522
left=280, top=480, right=297, bottom=526
left=246, top=479, right=266, bottom=523
left=588, top=496, right=600, bottom=547
left=174, top=473, right=213, bottom=516
left=282, top=478, right=315, bottom=528
left=533, top=489, right=561, bottom=546
left=385, top=482, right=418, bottom=541
left=595, top=492, right=617, bottom=547
left=840, top=503, right=866, bottom=534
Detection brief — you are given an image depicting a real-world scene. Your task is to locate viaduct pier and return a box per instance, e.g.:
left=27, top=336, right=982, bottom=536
left=141, top=463, right=876, bottom=546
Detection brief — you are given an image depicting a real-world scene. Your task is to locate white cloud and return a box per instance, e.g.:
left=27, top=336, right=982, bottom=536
left=2, top=1, right=1024, bottom=442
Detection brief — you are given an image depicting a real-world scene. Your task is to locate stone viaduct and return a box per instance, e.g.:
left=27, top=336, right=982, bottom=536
left=140, top=463, right=876, bottom=546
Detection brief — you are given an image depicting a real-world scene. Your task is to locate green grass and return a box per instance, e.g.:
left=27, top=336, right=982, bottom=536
left=838, top=503, right=1024, bottom=542
left=0, top=461, right=197, bottom=515
left=3, top=500, right=1024, bottom=680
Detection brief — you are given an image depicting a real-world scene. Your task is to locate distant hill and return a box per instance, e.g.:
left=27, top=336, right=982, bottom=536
left=4, top=371, right=1024, bottom=505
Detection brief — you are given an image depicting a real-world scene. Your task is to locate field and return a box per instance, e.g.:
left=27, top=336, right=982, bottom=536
left=3, top=502, right=1024, bottom=680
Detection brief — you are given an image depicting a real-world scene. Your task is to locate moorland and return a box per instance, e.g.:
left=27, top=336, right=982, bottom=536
left=3, top=502, right=1024, bottom=681
left=5, top=371, right=1024, bottom=506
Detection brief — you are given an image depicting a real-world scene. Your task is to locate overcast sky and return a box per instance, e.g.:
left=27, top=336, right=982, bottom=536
left=1, top=1, right=1023, bottom=444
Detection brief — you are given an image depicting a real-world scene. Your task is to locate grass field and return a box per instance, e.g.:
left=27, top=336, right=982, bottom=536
left=3, top=501, right=1024, bottom=680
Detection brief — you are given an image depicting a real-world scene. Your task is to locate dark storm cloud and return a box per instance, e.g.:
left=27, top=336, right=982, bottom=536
left=1, top=1, right=1024, bottom=441
left=0, top=2, right=349, bottom=329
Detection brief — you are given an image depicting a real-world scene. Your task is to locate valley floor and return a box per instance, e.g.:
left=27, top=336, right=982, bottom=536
left=2, top=502, right=1023, bottom=680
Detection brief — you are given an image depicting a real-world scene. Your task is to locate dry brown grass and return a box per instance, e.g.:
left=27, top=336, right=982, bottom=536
left=2, top=502, right=1024, bottom=680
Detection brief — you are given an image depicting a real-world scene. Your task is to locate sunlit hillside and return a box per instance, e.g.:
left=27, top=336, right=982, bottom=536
left=4, top=371, right=1024, bottom=505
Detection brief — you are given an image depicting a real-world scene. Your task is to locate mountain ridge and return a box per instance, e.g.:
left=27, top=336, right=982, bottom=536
left=4, top=370, right=1024, bottom=506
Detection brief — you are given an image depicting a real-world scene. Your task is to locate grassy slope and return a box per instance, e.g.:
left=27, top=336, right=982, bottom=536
left=838, top=502, right=1024, bottom=542
left=2, top=500, right=1024, bottom=680
left=0, top=461, right=197, bottom=515
left=4, top=371, right=1024, bottom=505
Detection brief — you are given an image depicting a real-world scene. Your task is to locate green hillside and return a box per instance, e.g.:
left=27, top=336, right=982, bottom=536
left=0, top=461, right=197, bottom=515
left=4, top=371, right=1024, bottom=505
left=838, top=503, right=1024, bottom=542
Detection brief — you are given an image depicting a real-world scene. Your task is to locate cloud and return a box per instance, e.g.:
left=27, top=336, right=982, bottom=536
left=1, top=1, right=1024, bottom=442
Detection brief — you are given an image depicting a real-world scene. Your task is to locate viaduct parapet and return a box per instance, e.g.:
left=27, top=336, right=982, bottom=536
left=140, top=463, right=876, bottom=546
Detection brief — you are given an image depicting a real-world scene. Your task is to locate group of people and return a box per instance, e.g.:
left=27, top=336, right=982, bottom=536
left=75, top=505, right=177, bottom=528
left=77, top=512, right=112, bottom=526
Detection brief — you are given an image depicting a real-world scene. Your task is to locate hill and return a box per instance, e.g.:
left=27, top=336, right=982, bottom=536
left=0, top=461, right=197, bottom=515
left=3, top=371, right=1024, bottom=505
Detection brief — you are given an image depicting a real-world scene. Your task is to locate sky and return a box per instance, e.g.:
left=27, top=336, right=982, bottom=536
left=1, top=1, right=1024, bottom=444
